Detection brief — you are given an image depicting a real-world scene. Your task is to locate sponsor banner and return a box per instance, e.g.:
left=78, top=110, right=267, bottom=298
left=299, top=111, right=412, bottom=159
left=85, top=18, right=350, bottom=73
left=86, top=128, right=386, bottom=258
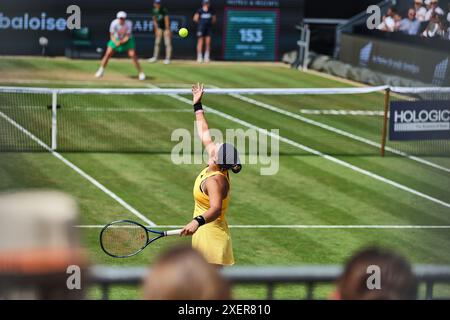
left=340, top=34, right=450, bottom=86
left=0, top=0, right=303, bottom=60
left=389, top=100, right=450, bottom=141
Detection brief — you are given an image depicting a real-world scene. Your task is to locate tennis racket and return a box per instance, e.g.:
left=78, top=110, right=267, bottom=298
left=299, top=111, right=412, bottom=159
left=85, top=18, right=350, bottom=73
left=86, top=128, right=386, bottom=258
left=100, top=219, right=182, bottom=258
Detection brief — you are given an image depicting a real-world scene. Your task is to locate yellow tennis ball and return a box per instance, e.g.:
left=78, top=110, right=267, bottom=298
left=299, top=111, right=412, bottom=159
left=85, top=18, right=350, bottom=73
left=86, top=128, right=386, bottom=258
left=179, top=28, right=188, bottom=38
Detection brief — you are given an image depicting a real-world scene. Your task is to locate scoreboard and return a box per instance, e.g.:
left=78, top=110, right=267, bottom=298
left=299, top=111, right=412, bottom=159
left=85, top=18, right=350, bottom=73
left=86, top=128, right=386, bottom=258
left=223, top=8, right=279, bottom=61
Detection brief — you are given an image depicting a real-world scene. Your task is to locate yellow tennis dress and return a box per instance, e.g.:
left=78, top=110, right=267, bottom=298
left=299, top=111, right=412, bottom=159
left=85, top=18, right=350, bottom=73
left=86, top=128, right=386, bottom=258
left=192, top=167, right=235, bottom=266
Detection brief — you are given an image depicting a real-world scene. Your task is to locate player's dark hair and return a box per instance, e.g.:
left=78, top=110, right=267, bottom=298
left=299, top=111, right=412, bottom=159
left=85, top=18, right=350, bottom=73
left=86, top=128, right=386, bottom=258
left=337, top=247, right=417, bottom=300
left=217, top=143, right=242, bottom=174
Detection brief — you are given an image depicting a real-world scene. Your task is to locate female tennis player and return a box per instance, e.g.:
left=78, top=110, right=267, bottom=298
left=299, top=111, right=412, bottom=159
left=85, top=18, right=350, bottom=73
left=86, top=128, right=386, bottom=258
left=180, top=83, right=242, bottom=267
left=95, top=11, right=146, bottom=81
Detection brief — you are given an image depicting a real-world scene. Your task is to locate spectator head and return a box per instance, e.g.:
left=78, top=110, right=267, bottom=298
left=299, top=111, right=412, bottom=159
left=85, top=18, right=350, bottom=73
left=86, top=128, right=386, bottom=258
left=408, top=8, right=416, bottom=20
left=414, top=0, right=423, bottom=6
left=393, top=12, right=402, bottom=22
left=335, top=247, right=417, bottom=300
left=143, top=245, right=231, bottom=300
left=203, top=0, right=210, bottom=7
left=0, top=191, right=88, bottom=299
left=431, top=11, right=443, bottom=22
left=430, top=0, right=438, bottom=7
left=154, top=0, right=161, bottom=8
left=386, top=6, right=397, bottom=17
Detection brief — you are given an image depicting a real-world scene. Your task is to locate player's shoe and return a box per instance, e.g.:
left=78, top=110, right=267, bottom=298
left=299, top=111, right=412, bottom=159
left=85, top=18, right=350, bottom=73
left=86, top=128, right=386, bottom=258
left=147, top=57, right=157, bottom=63
left=197, top=56, right=203, bottom=63
left=163, top=59, right=170, bottom=65
left=95, top=67, right=104, bottom=78
left=138, top=72, right=146, bottom=81
left=204, top=52, right=210, bottom=63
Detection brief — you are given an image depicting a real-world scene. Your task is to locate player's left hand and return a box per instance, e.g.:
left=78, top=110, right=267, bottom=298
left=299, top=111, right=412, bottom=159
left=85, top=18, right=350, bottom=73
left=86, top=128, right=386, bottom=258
left=192, top=83, right=204, bottom=105
left=181, top=219, right=199, bottom=236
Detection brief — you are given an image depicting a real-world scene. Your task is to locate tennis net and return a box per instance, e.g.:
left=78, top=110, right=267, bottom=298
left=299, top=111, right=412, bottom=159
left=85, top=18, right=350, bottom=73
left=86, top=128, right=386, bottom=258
left=0, top=86, right=449, bottom=157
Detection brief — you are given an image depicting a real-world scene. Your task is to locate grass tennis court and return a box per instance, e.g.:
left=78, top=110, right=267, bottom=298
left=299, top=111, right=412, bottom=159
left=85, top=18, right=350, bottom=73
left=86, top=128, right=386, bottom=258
left=0, top=56, right=449, bottom=299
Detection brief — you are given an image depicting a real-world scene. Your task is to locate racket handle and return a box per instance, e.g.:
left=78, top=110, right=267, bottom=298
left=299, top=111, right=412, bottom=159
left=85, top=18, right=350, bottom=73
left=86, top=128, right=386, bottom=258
left=164, top=229, right=183, bottom=236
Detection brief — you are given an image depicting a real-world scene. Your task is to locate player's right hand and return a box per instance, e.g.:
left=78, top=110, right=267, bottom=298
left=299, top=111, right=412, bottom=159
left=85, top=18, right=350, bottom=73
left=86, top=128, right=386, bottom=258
left=180, top=219, right=199, bottom=236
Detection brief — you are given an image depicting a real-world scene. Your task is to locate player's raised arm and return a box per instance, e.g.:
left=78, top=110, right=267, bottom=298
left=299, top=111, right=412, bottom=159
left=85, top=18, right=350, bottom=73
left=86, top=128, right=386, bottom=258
left=192, top=83, right=216, bottom=159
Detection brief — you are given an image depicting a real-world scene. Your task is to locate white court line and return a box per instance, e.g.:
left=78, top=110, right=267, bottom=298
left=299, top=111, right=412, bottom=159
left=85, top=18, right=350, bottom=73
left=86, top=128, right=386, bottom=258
left=299, top=109, right=384, bottom=116
left=75, top=225, right=450, bottom=229
left=216, top=87, right=450, bottom=174
left=0, top=110, right=156, bottom=227
left=149, top=84, right=450, bottom=209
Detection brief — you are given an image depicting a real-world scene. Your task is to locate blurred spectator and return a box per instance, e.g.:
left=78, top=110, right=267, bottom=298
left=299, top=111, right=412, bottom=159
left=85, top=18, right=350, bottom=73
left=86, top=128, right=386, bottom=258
left=414, top=0, right=427, bottom=21
left=424, top=0, right=445, bottom=21
left=422, top=12, right=446, bottom=37
left=447, top=9, right=450, bottom=39
left=399, top=8, right=421, bottom=35
left=440, top=13, right=450, bottom=39
left=143, top=245, right=231, bottom=300
left=447, top=3, right=450, bottom=23
left=334, top=247, right=417, bottom=300
left=377, top=7, right=401, bottom=32
left=0, top=191, right=88, bottom=299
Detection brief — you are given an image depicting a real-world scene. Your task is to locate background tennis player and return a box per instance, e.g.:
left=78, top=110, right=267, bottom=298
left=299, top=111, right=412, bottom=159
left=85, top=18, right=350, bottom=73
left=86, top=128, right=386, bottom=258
left=180, top=83, right=242, bottom=267
left=95, top=11, right=146, bottom=80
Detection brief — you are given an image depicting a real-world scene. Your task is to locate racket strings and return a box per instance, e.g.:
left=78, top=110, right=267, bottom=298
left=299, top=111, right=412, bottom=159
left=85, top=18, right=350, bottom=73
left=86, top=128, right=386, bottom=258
left=101, top=222, right=148, bottom=257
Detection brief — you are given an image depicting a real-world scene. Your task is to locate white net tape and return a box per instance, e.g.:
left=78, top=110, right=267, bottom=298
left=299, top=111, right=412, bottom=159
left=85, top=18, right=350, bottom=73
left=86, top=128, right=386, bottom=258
left=0, top=85, right=449, bottom=95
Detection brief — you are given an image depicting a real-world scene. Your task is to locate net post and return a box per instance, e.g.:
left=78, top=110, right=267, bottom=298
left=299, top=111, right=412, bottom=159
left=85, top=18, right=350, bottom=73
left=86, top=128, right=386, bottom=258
left=380, top=88, right=390, bottom=157
left=51, top=91, right=57, bottom=150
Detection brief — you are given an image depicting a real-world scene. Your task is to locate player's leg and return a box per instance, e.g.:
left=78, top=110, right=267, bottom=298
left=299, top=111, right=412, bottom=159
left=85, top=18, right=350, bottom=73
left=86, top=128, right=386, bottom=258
left=95, top=46, right=114, bottom=78
left=128, top=49, right=146, bottom=80
left=163, top=29, right=172, bottom=64
left=204, top=36, right=211, bottom=63
left=101, top=46, right=115, bottom=68
left=197, top=37, right=204, bottom=63
left=149, top=29, right=162, bottom=63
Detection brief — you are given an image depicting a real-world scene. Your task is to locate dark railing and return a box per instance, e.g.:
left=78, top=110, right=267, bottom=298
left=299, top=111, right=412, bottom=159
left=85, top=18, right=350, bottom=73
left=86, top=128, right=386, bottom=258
left=89, top=264, right=450, bottom=300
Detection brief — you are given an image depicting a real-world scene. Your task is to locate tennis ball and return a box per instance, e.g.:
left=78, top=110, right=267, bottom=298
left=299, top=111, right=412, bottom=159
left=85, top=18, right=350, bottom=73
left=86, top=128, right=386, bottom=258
left=179, top=28, right=188, bottom=38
